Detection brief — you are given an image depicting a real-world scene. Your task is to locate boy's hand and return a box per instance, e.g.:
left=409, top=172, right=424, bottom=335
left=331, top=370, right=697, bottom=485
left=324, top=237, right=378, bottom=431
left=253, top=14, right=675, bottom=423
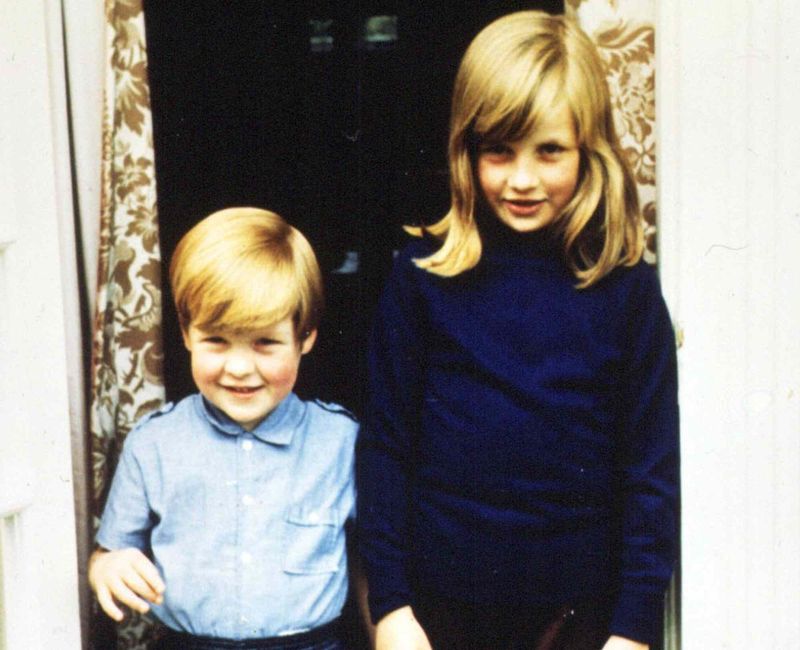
left=602, top=636, right=649, bottom=650
left=374, top=606, right=432, bottom=650
left=88, top=547, right=165, bottom=622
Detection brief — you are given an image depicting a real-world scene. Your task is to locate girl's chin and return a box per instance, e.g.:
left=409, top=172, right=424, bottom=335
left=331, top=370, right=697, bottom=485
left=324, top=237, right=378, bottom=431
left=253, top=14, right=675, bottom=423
left=497, top=213, right=554, bottom=233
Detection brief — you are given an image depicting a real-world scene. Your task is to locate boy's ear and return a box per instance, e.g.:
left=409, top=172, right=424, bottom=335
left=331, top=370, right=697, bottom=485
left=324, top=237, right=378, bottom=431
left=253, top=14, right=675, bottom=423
left=300, top=328, right=317, bottom=355
left=181, top=326, right=192, bottom=351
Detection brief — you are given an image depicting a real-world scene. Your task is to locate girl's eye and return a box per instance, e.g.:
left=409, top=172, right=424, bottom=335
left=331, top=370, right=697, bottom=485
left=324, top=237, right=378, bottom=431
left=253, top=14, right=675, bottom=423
left=480, top=143, right=512, bottom=156
left=204, top=336, right=227, bottom=345
left=538, top=142, right=566, bottom=157
left=254, top=338, right=279, bottom=348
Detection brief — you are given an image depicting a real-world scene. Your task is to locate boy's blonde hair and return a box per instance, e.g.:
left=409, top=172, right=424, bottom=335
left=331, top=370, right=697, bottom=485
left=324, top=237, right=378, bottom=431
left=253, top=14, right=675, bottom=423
left=411, top=10, right=643, bottom=288
left=169, top=207, right=323, bottom=339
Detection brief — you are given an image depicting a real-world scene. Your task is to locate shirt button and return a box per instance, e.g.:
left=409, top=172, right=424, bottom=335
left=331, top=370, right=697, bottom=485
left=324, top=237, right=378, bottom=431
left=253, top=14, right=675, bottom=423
left=307, top=511, right=319, bottom=523
left=242, top=440, right=253, bottom=451
left=241, top=552, right=252, bottom=565
left=242, top=495, right=255, bottom=506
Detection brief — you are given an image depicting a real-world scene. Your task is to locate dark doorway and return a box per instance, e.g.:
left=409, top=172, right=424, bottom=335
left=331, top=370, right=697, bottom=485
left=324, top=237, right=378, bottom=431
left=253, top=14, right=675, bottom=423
left=144, top=0, right=563, bottom=416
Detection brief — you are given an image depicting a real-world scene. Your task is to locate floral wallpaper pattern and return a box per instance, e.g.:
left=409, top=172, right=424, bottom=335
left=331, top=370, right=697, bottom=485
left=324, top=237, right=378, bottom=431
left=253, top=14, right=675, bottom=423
left=566, top=0, right=658, bottom=261
left=90, top=0, right=164, bottom=647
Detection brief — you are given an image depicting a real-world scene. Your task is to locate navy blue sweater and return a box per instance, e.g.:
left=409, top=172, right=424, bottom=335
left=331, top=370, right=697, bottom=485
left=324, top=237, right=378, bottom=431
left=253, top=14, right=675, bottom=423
left=357, top=225, right=679, bottom=645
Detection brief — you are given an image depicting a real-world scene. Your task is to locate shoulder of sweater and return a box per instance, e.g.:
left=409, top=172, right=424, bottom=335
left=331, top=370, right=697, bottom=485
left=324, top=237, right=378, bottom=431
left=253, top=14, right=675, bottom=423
left=602, top=261, right=673, bottom=340
left=395, top=235, right=439, bottom=265
left=380, top=238, right=438, bottom=298
left=623, top=258, right=660, bottom=283
left=597, top=259, right=662, bottom=297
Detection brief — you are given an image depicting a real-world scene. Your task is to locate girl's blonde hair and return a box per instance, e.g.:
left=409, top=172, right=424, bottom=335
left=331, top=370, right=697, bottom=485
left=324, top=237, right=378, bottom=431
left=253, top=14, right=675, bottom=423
left=170, top=207, right=323, bottom=339
left=410, top=10, right=643, bottom=288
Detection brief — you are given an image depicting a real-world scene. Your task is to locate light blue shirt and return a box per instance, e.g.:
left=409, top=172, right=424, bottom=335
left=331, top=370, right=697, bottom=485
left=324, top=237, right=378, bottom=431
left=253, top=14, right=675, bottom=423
left=97, top=392, right=358, bottom=639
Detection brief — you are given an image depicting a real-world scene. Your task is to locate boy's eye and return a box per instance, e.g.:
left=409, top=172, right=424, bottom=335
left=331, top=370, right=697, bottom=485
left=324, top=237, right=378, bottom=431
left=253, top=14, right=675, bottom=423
left=204, top=335, right=227, bottom=344
left=254, top=337, right=280, bottom=347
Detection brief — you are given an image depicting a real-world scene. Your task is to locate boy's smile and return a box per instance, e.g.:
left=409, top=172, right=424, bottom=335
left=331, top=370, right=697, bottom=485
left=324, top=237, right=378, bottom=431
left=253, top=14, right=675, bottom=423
left=182, top=318, right=316, bottom=430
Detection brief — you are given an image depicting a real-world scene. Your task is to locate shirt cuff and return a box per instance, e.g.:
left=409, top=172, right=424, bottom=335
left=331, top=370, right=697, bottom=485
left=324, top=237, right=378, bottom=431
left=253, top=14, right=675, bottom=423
left=366, top=568, right=413, bottom=624
left=608, top=589, right=665, bottom=646
left=370, top=593, right=413, bottom=625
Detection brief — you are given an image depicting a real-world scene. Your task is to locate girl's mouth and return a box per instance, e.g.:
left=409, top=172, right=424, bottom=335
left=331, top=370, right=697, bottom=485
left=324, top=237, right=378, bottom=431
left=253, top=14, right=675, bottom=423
left=503, top=198, right=545, bottom=216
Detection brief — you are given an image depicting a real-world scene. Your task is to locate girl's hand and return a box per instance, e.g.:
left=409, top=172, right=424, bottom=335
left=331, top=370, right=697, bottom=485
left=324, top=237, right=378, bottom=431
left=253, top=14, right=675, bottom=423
left=88, top=547, right=165, bottom=622
left=374, top=605, right=432, bottom=650
left=601, top=635, right=649, bottom=650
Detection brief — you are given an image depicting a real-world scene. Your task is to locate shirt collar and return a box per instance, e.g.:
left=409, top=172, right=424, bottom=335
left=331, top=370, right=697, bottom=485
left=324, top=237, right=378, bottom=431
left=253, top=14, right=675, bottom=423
left=196, top=393, right=304, bottom=446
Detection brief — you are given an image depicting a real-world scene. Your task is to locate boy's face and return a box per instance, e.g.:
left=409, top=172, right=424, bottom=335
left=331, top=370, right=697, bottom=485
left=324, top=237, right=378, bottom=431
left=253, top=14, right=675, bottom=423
left=182, top=317, right=316, bottom=431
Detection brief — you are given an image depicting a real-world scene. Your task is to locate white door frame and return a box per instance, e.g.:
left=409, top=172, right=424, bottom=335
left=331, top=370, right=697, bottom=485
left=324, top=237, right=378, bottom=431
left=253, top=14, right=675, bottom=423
left=657, top=1, right=800, bottom=647
left=0, top=0, right=82, bottom=647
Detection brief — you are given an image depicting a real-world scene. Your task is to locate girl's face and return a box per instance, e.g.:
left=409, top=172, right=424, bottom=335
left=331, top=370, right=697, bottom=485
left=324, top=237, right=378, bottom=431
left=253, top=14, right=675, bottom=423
left=476, top=102, right=580, bottom=233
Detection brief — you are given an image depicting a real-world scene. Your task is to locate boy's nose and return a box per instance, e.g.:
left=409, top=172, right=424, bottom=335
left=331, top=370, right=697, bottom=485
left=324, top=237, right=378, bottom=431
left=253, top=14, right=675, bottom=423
left=508, top=160, right=539, bottom=191
left=224, top=351, right=255, bottom=377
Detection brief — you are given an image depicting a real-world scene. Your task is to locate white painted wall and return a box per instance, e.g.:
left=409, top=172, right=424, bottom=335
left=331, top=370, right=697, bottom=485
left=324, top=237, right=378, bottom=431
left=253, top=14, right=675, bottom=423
left=0, top=0, right=82, bottom=647
left=63, top=0, right=105, bottom=310
left=658, top=1, right=800, bottom=647
left=60, top=3, right=105, bottom=644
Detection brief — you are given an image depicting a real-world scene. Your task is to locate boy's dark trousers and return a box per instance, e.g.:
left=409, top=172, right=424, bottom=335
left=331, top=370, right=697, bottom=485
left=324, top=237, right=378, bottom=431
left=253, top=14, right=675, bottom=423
left=149, top=617, right=343, bottom=650
left=412, top=591, right=612, bottom=650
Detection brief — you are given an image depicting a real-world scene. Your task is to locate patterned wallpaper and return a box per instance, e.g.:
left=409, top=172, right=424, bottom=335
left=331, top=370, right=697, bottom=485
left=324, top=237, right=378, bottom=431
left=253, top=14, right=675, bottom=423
left=566, top=0, right=658, bottom=261
left=90, top=1, right=164, bottom=647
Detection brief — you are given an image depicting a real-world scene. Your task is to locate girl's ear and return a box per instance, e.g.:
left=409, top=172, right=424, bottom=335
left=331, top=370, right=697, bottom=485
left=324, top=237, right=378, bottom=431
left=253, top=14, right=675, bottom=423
left=300, top=328, right=318, bottom=355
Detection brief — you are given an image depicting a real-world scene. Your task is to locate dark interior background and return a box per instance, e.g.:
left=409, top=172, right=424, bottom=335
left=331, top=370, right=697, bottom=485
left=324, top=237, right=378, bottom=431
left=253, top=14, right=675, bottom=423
left=144, top=0, right=562, bottom=418
left=143, top=2, right=562, bottom=647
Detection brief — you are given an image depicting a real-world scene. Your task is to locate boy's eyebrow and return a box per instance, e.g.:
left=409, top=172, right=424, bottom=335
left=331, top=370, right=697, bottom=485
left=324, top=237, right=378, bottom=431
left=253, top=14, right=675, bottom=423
left=249, top=326, right=293, bottom=340
left=190, top=325, right=218, bottom=335
left=199, top=330, right=227, bottom=339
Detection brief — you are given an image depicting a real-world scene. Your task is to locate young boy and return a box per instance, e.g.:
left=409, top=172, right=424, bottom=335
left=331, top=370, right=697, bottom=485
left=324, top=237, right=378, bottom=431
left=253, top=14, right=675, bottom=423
left=90, top=207, right=359, bottom=649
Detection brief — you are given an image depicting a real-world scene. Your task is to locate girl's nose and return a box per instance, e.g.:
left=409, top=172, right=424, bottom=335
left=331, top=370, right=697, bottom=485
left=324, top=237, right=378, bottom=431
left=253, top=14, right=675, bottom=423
left=224, top=350, right=255, bottom=377
left=508, top=159, right=539, bottom=191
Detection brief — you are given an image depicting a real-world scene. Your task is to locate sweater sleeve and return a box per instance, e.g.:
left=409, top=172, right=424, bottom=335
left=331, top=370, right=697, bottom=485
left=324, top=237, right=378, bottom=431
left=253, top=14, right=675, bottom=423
left=609, top=264, right=680, bottom=645
left=356, top=246, right=427, bottom=624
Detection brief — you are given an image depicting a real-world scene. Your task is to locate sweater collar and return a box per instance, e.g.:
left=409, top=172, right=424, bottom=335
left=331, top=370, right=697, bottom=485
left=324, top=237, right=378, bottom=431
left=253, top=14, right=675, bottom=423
left=475, top=208, right=562, bottom=262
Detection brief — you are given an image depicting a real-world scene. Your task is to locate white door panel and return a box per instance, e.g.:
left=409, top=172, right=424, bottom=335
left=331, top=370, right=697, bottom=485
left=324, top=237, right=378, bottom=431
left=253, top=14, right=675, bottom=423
left=0, top=0, right=82, bottom=647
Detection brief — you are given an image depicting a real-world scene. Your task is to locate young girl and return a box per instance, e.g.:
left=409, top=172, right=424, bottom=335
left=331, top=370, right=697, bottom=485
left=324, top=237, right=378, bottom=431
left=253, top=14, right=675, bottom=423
left=357, top=11, right=678, bottom=650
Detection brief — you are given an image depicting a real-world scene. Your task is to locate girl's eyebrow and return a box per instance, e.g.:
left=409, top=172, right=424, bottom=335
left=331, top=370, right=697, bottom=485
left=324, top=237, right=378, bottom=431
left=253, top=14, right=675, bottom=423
left=537, top=137, right=570, bottom=145
left=534, top=132, right=577, bottom=146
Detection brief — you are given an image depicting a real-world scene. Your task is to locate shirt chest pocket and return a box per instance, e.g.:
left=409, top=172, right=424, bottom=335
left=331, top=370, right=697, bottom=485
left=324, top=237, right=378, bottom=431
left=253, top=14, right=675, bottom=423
left=283, top=504, right=341, bottom=575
